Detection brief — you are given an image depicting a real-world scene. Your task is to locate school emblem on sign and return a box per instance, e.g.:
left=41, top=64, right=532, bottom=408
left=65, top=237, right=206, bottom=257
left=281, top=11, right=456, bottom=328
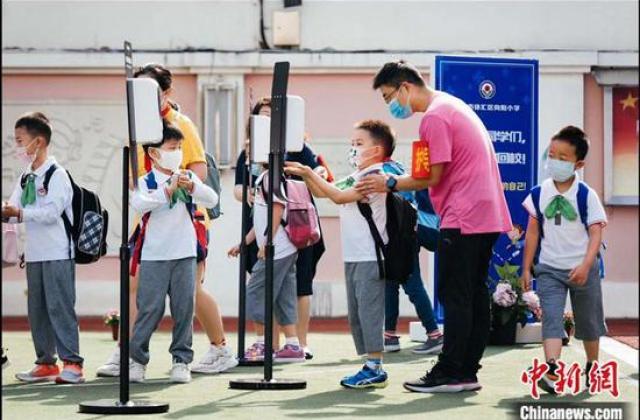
left=479, top=80, right=496, bottom=99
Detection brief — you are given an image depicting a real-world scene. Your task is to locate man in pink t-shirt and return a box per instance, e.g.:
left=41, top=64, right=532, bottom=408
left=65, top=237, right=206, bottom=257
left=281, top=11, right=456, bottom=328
left=357, top=60, right=512, bottom=394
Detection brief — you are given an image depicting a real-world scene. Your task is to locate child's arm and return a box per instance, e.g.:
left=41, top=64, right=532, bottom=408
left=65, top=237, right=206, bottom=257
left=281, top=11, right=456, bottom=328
left=228, top=227, right=257, bottom=257
left=286, top=163, right=363, bottom=205
left=130, top=175, right=176, bottom=214
left=1, top=183, right=23, bottom=223
left=181, top=171, right=219, bottom=209
left=9, top=170, right=72, bottom=225
left=519, top=216, right=540, bottom=291
left=569, top=223, right=603, bottom=286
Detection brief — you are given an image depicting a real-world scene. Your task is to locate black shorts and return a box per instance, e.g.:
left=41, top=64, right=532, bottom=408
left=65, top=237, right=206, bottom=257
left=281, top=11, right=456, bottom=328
left=295, top=245, right=315, bottom=297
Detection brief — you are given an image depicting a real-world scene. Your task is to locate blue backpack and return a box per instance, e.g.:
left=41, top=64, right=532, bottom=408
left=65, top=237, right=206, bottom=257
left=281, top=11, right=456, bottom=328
left=382, top=161, right=440, bottom=252
left=530, top=181, right=605, bottom=278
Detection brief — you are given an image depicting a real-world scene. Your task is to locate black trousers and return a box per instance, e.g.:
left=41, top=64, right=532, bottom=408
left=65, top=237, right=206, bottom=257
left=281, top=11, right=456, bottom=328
left=435, top=229, right=499, bottom=378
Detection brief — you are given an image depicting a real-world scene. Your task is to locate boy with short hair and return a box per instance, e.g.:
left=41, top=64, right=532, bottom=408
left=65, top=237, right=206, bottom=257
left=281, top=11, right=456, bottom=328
left=285, top=119, right=395, bottom=389
left=129, top=122, right=218, bottom=384
left=3, top=112, right=85, bottom=384
left=520, top=126, right=607, bottom=394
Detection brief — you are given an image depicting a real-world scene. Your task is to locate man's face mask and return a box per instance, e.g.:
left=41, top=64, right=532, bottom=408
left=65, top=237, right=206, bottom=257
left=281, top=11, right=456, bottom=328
left=388, top=85, right=414, bottom=120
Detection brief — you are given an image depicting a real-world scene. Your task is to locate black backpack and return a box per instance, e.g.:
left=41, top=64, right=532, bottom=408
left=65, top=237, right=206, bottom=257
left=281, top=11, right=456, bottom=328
left=358, top=193, right=417, bottom=283
left=204, top=152, right=222, bottom=220
left=22, top=164, right=109, bottom=264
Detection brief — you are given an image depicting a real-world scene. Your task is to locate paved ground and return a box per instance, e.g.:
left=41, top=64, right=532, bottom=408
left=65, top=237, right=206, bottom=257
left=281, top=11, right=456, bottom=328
left=2, top=332, right=638, bottom=420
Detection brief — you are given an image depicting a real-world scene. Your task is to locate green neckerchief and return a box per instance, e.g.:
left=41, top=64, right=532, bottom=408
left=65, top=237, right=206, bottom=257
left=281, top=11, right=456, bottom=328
left=21, top=173, right=36, bottom=206
left=168, top=172, right=192, bottom=208
left=544, top=195, right=577, bottom=222
left=334, top=175, right=356, bottom=191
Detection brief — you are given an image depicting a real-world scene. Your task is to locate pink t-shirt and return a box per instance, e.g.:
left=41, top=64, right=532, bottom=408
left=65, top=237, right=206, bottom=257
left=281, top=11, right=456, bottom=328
left=419, top=92, right=512, bottom=234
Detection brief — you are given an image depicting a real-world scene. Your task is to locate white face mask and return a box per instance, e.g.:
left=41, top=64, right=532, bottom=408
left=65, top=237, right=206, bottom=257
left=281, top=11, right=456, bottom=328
left=155, top=149, right=183, bottom=173
left=15, top=140, right=38, bottom=168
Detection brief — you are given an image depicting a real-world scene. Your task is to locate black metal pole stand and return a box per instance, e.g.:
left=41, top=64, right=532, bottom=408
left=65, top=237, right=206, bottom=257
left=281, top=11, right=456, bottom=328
left=229, top=61, right=306, bottom=390
left=237, top=159, right=263, bottom=367
left=78, top=41, right=169, bottom=415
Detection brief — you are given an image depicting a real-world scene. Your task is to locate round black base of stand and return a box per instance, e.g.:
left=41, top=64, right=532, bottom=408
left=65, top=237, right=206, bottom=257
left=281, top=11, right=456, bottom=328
left=229, top=378, right=306, bottom=390
left=237, top=358, right=264, bottom=367
left=78, top=399, right=169, bottom=415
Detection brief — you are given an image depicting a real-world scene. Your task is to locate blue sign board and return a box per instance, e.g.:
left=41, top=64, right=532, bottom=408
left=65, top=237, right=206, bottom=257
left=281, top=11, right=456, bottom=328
left=433, top=55, right=539, bottom=324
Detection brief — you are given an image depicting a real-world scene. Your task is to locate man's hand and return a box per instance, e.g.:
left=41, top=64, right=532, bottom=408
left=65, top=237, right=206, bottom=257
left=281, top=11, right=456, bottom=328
left=569, top=263, right=590, bottom=286
left=355, top=173, right=389, bottom=195
left=1, top=205, right=20, bottom=219
left=520, top=270, right=532, bottom=292
left=227, top=244, right=241, bottom=258
left=284, top=161, right=311, bottom=178
left=257, top=246, right=266, bottom=260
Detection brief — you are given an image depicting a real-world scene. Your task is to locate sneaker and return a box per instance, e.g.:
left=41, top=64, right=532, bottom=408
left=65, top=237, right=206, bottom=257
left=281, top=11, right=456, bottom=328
left=403, top=365, right=464, bottom=393
left=55, top=362, right=85, bottom=384
left=384, top=335, right=401, bottom=353
left=585, top=361, right=594, bottom=391
left=459, top=375, right=482, bottom=391
left=96, top=347, right=121, bottom=377
left=274, top=344, right=305, bottom=363
left=535, top=363, right=558, bottom=395
left=340, top=365, right=388, bottom=389
left=412, top=335, right=444, bottom=355
left=1, top=349, right=9, bottom=370
left=15, top=364, right=60, bottom=383
left=244, top=342, right=266, bottom=362
left=193, top=345, right=238, bottom=374
left=304, top=347, right=314, bottom=360
left=129, top=360, right=146, bottom=383
left=170, top=362, right=191, bottom=383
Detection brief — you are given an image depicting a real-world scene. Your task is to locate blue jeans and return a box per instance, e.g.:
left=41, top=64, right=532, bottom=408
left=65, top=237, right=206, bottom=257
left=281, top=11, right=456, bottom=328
left=385, top=252, right=438, bottom=333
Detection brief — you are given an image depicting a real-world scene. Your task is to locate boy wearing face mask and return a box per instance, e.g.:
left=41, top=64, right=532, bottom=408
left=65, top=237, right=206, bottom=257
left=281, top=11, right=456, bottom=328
left=285, top=119, right=395, bottom=389
left=3, top=112, right=85, bottom=384
left=128, top=122, right=218, bottom=383
left=520, top=126, right=607, bottom=395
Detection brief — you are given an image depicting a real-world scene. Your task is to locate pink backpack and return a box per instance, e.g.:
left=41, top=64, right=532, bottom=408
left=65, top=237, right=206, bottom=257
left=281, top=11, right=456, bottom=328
left=283, top=180, right=321, bottom=249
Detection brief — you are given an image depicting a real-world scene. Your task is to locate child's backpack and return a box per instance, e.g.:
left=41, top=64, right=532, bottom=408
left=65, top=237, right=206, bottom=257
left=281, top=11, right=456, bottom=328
left=530, top=181, right=606, bottom=278
left=204, top=152, right=222, bottom=220
left=260, top=177, right=322, bottom=249
left=358, top=192, right=418, bottom=284
left=129, top=171, right=208, bottom=276
left=22, top=164, right=109, bottom=264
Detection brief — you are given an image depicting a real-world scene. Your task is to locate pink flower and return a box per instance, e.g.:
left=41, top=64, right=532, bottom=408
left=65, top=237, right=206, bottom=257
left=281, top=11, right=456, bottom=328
left=522, top=291, right=540, bottom=312
left=493, top=282, right=517, bottom=307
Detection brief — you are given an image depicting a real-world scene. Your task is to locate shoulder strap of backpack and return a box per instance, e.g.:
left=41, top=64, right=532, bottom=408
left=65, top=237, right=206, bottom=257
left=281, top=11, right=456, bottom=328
left=530, top=185, right=544, bottom=238
left=577, top=182, right=589, bottom=231
left=42, top=164, right=59, bottom=194
left=356, top=201, right=386, bottom=280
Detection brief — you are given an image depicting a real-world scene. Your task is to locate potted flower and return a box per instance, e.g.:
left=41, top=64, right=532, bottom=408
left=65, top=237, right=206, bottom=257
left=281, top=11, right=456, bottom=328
left=104, top=309, right=120, bottom=341
left=562, top=312, right=575, bottom=346
left=489, top=262, right=541, bottom=345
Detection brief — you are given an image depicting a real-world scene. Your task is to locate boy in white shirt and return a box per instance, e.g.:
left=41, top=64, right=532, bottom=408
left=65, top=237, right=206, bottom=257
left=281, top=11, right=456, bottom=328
left=520, top=126, right=607, bottom=395
left=129, top=122, right=218, bottom=384
left=3, top=112, right=85, bottom=384
left=285, top=119, right=395, bottom=389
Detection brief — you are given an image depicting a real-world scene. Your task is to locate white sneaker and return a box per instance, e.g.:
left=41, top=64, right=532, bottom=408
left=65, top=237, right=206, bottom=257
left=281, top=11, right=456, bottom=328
left=96, top=347, right=120, bottom=377
left=129, top=360, right=146, bottom=383
left=170, top=362, right=191, bottom=383
left=192, top=345, right=238, bottom=374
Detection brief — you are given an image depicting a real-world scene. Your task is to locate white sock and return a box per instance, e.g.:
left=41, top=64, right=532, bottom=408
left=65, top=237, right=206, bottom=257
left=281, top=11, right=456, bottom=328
left=365, top=359, right=382, bottom=370
left=285, top=337, right=300, bottom=347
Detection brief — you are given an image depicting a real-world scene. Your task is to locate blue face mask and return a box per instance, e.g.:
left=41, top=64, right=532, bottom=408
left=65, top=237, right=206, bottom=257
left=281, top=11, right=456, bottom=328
left=545, top=158, right=576, bottom=182
left=388, top=88, right=414, bottom=119
left=250, top=163, right=262, bottom=178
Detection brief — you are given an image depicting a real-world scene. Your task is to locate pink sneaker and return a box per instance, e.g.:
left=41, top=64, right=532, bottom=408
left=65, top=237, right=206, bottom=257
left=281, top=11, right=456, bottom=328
left=244, top=342, right=266, bottom=361
left=274, top=344, right=305, bottom=363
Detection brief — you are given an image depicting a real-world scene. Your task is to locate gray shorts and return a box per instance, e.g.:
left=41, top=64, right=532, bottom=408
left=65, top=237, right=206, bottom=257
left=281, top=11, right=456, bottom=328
left=535, top=261, right=607, bottom=341
left=247, top=252, right=298, bottom=326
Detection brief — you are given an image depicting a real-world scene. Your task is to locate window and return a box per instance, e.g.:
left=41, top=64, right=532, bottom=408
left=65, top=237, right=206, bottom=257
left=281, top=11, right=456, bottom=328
left=203, top=84, right=237, bottom=166
left=604, top=86, right=639, bottom=205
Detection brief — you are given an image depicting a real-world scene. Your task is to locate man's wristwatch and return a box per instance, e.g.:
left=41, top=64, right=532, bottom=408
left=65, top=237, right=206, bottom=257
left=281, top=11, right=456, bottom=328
left=386, top=176, right=398, bottom=192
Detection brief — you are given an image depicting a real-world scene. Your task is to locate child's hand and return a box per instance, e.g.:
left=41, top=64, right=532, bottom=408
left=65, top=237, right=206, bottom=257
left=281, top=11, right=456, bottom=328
left=520, top=271, right=532, bottom=292
left=569, top=263, right=589, bottom=286
left=166, top=173, right=180, bottom=195
left=177, top=174, right=194, bottom=193
left=284, top=161, right=309, bottom=178
left=257, top=246, right=266, bottom=260
left=227, top=244, right=241, bottom=258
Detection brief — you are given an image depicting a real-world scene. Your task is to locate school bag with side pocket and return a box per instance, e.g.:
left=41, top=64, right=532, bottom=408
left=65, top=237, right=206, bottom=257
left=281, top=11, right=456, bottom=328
left=204, top=152, right=222, bottom=220
left=357, top=192, right=418, bottom=284
left=260, top=176, right=321, bottom=249
left=530, top=181, right=606, bottom=278
left=23, top=164, right=109, bottom=264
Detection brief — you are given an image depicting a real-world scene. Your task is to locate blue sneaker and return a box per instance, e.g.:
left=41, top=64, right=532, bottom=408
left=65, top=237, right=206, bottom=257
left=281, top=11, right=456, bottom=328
left=340, top=365, right=388, bottom=389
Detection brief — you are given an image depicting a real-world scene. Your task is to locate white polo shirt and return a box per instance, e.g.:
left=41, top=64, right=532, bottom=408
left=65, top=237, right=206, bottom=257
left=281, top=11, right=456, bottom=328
left=522, top=176, right=607, bottom=270
left=7, top=157, right=74, bottom=263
